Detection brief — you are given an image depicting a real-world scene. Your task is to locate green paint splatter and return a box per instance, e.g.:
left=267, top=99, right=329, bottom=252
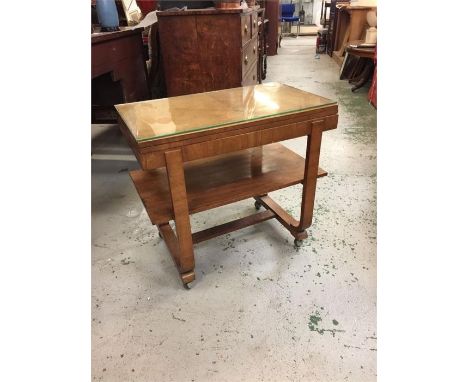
left=308, top=312, right=345, bottom=337
left=309, top=315, right=322, bottom=327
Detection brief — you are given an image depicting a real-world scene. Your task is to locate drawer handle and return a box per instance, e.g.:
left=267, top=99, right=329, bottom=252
left=244, top=55, right=248, bottom=65
left=253, top=46, right=256, bottom=54
left=253, top=20, right=257, bottom=29
left=244, top=24, right=248, bottom=33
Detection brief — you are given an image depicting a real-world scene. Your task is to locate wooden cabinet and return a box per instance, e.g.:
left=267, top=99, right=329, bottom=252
left=157, top=8, right=260, bottom=97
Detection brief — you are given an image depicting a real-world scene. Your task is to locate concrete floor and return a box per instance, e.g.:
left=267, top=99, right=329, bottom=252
left=92, top=36, right=377, bottom=381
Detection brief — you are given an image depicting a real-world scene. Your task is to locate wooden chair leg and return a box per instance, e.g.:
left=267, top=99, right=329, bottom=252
left=164, top=150, right=195, bottom=284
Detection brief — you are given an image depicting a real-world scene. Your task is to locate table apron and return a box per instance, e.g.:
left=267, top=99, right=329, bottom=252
left=139, top=115, right=337, bottom=170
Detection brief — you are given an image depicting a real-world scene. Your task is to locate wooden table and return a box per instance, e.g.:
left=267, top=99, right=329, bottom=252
left=91, top=28, right=150, bottom=122
left=115, top=83, right=338, bottom=288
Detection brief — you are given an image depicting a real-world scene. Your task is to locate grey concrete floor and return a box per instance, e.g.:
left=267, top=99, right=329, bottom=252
left=92, top=36, right=377, bottom=381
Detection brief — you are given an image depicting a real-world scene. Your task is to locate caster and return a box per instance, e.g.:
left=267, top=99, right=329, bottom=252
left=254, top=201, right=262, bottom=210
left=294, top=239, right=303, bottom=248
left=183, top=281, right=195, bottom=290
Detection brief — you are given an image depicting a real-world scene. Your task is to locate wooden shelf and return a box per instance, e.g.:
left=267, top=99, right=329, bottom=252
left=130, top=143, right=327, bottom=225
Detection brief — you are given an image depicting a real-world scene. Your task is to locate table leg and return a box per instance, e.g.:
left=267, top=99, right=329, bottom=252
left=164, top=149, right=195, bottom=286
left=252, top=120, right=325, bottom=246
left=298, top=121, right=324, bottom=232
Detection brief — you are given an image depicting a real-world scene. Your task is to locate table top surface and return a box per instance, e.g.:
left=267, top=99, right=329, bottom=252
left=115, top=82, right=335, bottom=142
left=91, top=27, right=143, bottom=43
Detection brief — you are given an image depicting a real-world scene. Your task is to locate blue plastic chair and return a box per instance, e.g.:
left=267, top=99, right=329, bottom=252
left=279, top=3, right=300, bottom=45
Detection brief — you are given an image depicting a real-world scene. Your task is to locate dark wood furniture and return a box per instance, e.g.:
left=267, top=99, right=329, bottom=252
left=326, top=0, right=350, bottom=56
left=156, top=8, right=260, bottom=97
left=344, top=45, right=375, bottom=92
left=331, top=4, right=374, bottom=65
left=115, top=83, right=338, bottom=288
left=91, top=27, right=150, bottom=122
left=264, top=0, right=279, bottom=56
left=257, top=7, right=269, bottom=81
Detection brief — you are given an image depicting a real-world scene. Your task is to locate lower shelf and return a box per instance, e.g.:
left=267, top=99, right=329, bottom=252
left=130, top=143, right=327, bottom=225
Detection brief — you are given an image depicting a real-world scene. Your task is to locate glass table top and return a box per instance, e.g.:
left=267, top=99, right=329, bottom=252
left=115, top=82, right=336, bottom=142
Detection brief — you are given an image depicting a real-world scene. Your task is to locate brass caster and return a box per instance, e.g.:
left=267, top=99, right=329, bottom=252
left=254, top=201, right=262, bottom=210
left=294, top=239, right=303, bottom=248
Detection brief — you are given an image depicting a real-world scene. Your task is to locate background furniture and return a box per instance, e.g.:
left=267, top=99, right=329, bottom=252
left=257, top=7, right=269, bottom=80
left=343, top=44, right=375, bottom=92
left=91, top=0, right=154, bottom=60
left=91, top=27, right=150, bottom=123
left=326, top=0, right=349, bottom=56
left=115, top=83, right=338, bottom=287
left=331, top=4, right=374, bottom=64
left=279, top=3, right=300, bottom=46
left=157, top=8, right=260, bottom=97
left=263, top=0, right=279, bottom=55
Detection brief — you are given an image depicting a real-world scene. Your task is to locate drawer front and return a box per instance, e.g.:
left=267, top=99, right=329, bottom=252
left=92, top=34, right=143, bottom=78
left=241, top=13, right=252, bottom=45
left=242, top=59, right=258, bottom=86
left=241, top=36, right=258, bottom=78
left=251, top=12, right=258, bottom=37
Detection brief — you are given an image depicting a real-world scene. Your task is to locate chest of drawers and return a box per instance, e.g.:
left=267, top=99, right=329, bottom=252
left=157, top=8, right=260, bottom=97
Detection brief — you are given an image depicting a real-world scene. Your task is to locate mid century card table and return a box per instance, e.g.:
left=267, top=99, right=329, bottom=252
left=115, top=83, right=338, bottom=288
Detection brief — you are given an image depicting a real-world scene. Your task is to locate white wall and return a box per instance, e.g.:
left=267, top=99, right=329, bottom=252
left=312, top=0, right=322, bottom=25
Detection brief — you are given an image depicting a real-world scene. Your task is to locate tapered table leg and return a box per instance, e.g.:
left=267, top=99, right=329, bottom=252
left=252, top=120, right=325, bottom=246
left=164, top=149, right=195, bottom=286
left=298, top=120, right=324, bottom=232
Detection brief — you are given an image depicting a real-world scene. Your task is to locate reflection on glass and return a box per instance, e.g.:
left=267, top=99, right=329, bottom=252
left=115, top=82, right=335, bottom=142
left=253, top=87, right=280, bottom=111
